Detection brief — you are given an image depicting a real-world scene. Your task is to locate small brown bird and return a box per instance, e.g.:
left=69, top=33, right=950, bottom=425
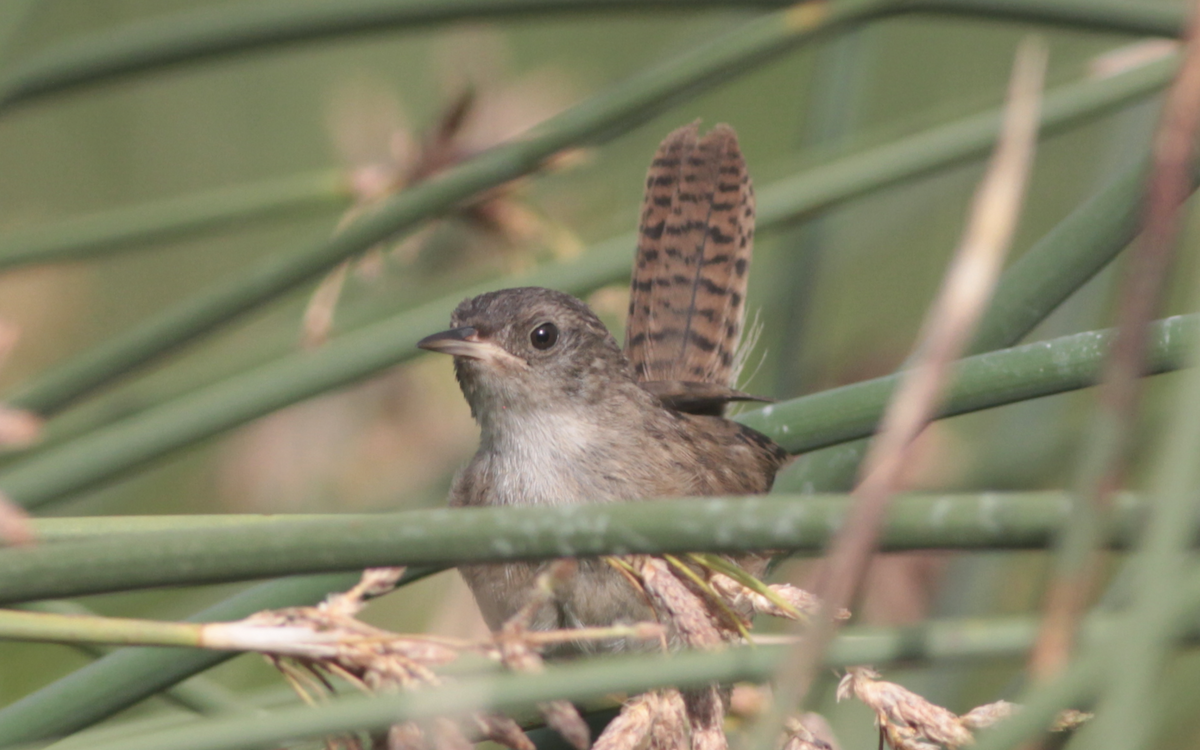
left=418, top=123, right=787, bottom=650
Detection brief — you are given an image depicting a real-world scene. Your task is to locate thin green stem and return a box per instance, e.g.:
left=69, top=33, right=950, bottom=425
left=0, top=491, right=1147, bottom=603
left=12, top=601, right=245, bottom=716
left=0, top=170, right=347, bottom=270
left=972, top=562, right=1200, bottom=750
left=0, top=609, right=203, bottom=647
left=0, top=570, right=437, bottom=745
left=1088, top=119, right=1200, bottom=750
left=2, top=0, right=1177, bottom=424
left=0, top=0, right=1181, bottom=115
left=0, top=49, right=1165, bottom=282
left=30, top=513, right=331, bottom=542
left=761, top=57, right=1171, bottom=232
left=5, top=3, right=849, bottom=418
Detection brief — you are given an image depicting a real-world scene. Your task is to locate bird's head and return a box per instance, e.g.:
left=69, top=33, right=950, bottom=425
left=418, top=287, right=638, bottom=424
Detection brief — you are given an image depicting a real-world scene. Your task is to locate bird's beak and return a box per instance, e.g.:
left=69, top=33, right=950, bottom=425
left=417, top=326, right=490, bottom=358
left=417, top=326, right=522, bottom=367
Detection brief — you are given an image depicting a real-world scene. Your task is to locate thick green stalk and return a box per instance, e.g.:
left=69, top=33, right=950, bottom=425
left=31, top=514, right=331, bottom=542
left=13, top=601, right=244, bottom=716
left=968, top=160, right=1158, bottom=355
left=760, top=60, right=1169, bottom=231
left=0, top=0, right=1181, bottom=114
left=23, top=491, right=1139, bottom=546
left=0, top=170, right=347, bottom=270
left=6, top=3, right=847, bottom=417
left=6, top=649, right=793, bottom=750
left=0, top=609, right=203, bottom=647
left=2, top=308, right=1192, bottom=512
left=740, top=314, right=1191, bottom=452
left=1088, top=210, right=1200, bottom=750
left=780, top=152, right=1158, bottom=492
left=971, top=562, right=1200, bottom=750
left=0, top=492, right=1147, bottom=603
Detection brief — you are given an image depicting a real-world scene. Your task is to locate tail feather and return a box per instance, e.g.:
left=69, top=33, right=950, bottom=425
left=624, top=123, right=755, bottom=389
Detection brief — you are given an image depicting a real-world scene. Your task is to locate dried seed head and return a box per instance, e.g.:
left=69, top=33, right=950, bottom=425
left=539, top=700, right=591, bottom=750
left=782, top=715, right=837, bottom=750
left=1050, top=709, right=1093, bottom=732
left=959, top=700, right=1018, bottom=730
left=649, top=690, right=690, bottom=750
left=594, top=693, right=656, bottom=750
left=837, top=668, right=973, bottom=749
left=640, top=557, right=726, bottom=649
left=474, top=713, right=536, bottom=750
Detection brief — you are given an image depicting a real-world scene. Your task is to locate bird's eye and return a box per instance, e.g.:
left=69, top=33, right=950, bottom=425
left=530, top=322, right=558, bottom=350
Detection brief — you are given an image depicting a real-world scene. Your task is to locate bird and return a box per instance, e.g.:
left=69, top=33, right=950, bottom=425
left=417, top=122, right=788, bottom=652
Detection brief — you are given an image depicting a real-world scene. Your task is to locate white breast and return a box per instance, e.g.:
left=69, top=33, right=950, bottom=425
left=480, top=409, right=601, bottom=507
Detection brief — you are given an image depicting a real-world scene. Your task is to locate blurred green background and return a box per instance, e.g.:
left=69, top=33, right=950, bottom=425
left=0, top=1, right=1194, bottom=746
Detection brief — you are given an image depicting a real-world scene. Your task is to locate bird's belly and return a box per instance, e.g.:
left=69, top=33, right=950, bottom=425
left=455, top=432, right=675, bottom=653
left=459, top=558, right=657, bottom=655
